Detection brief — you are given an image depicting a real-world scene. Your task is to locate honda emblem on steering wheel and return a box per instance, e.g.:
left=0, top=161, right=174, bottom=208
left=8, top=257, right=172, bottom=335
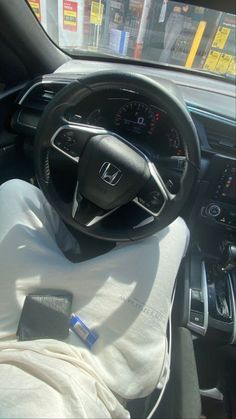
left=99, top=162, right=122, bottom=186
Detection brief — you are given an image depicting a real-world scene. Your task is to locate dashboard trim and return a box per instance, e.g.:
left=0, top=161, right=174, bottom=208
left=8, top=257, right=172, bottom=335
left=16, top=109, right=38, bottom=130
left=187, top=105, right=235, bottom=126
left=228, top=275, right=236, bottom=344
left=18, top=79, right=236, bottom=127
left=187, top=261, right=209, bottom=336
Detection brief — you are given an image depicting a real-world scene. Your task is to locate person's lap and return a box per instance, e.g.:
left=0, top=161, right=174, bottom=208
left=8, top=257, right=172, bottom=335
left=0, top=179, right=189, bottom=417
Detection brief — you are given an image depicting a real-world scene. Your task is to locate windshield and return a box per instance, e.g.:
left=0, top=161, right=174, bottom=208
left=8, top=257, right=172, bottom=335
left=28, top=0, right=236, bottom=81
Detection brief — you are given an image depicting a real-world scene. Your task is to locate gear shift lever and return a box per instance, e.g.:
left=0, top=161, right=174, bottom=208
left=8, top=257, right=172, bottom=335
left=205, top=244, right=235, bottom=324
left=221, top=244, right=236, bottom=272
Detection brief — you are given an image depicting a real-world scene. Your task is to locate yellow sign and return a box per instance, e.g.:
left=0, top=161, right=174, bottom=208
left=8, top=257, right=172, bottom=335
left=203, top=50, right=220, bottom=71
left=227, top=59, right=236, bottom=76
left=215, top=53, right=233, bottom=74
left=90, top=2, right=104, bottom=25
left=212, top=26, right=231, bottom=50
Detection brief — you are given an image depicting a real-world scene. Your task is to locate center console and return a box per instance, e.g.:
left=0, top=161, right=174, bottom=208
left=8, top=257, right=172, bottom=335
left=200, top=158, right=236, bottom=230
left=205, top=258, right=236, bottom=344
left=182, top=154, right=236, bottom=344
left=181, top=151, right=236, bottom=415
left=184, top=244, right=236, bottom=345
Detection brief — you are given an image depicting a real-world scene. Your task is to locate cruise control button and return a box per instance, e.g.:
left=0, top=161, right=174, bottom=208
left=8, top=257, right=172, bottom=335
left=136, top=178, right=165, bottom=214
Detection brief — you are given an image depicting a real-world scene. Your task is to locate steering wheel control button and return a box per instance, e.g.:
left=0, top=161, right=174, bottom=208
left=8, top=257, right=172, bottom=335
left=52, top=126, right=93, bottom=161
left=53, top=129, right=79, bottom=159
left=137, top=191, right=164, bottom=213
left=136, top=178, right=165, bottom=215
left=207, top=203, right=221, bottom=217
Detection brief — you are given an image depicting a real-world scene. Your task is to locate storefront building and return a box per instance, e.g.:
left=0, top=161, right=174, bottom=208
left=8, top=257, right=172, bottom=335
left=28, top=0, right=236, bottom=78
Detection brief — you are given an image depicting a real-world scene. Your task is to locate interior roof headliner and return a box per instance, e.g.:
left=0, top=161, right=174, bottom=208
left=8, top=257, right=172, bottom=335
left=175, top=0, right=235, bottom=14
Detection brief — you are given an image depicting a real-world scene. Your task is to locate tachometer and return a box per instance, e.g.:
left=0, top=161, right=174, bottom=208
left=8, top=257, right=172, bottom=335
left=114, top=101, right=157, bottom=136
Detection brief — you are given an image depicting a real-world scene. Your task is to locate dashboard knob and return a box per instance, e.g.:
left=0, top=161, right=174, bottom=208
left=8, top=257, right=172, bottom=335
left=207, top=203, right=221, bottom=217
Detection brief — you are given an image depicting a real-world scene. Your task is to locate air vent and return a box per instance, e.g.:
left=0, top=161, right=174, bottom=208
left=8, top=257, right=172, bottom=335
left=20, top=82, right=67, bottom=111
left=206, top=129, right=236, bottom=151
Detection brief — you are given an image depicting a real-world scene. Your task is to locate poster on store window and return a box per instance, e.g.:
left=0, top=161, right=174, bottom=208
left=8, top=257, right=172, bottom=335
left=63, top=1, right=78, bottom=32
left=204, top=13, right=236, bottom=76
left=58, top=0, right=84, bottom=48
left=28, top=0, right=41, bottom=21
left=28, top=0, right=48, bottom=31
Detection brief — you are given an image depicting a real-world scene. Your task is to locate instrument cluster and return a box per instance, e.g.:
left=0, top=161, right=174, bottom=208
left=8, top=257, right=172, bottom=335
left=71, top=89, right=185, bottom=158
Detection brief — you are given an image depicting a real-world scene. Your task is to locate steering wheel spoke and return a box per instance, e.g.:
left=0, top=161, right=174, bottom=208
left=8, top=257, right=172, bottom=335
left=51, top=123, right=107, bottom=162
left=133, top=162, right=175, bottom=216
left=156, top=155, right=187, bottom=172
left=72, top=182, right=118, bottom=227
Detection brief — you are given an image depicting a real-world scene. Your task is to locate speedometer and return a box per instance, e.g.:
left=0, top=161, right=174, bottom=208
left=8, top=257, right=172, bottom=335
left=114, top=101, right=157, bottom=136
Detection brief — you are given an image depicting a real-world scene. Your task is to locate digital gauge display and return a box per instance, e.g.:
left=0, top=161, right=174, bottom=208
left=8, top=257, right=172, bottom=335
left=114, top=101, right=158, bottom=136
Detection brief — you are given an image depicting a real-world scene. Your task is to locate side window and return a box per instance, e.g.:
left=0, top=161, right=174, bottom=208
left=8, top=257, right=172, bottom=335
left=0, top=39, right=28, bottom=91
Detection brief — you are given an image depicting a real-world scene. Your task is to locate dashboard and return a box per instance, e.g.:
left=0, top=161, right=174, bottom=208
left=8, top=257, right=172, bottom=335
left=12, top=65, right=236, bottom=236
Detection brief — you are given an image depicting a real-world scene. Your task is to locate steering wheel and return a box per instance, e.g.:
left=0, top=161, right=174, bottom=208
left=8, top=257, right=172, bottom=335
left=34, top=71, right=200, bottom=242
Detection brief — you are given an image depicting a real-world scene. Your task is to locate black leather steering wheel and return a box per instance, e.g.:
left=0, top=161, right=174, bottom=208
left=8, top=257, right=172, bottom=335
left=34, top=71, right=200, bottom=242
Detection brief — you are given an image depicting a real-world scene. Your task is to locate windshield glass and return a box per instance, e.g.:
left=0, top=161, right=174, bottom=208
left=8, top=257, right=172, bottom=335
left=28, top=0, right=236, bottom=81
